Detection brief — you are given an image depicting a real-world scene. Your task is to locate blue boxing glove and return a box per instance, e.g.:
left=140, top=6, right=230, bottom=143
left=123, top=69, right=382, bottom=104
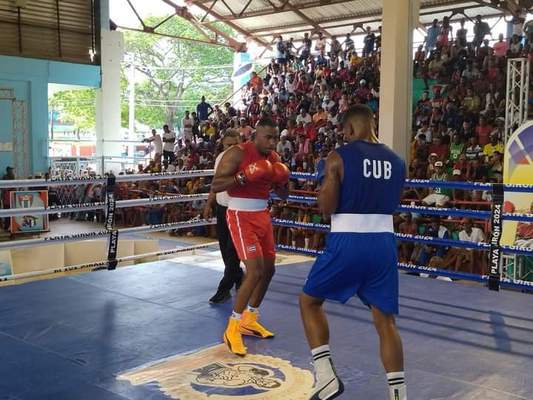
left=316, top=159, right=326, bottom=184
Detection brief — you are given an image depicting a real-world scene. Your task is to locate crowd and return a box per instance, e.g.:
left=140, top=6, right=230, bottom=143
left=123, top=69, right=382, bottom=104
left=2, top=15, right=532, bottom=276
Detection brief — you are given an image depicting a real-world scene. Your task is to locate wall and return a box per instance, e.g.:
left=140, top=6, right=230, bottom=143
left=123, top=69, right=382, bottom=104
left=0, top=55, right=101, bottom=176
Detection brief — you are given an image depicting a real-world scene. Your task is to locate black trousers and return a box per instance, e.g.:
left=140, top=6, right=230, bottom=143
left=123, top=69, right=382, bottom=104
left=215, top=204, right=243, bottom=292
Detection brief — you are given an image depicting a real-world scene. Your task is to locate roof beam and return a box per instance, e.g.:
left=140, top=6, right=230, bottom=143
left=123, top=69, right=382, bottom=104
left=253, top=3, right=500, bottom=37
left=248, top=0, right=493, bottom=35
left=187, top=0, right=272, bottom=49
left=284, top=1, right=332, bottom=37
left=161, top=0, right=247, bottom=51
left=215, top=0, right=355, bottom=21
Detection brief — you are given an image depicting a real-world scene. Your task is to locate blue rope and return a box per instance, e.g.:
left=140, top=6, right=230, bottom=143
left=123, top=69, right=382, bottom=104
left=288, top=173, right=533, bottom=193
left=397, top=205, right=491, bottom=219
left=272, top=219, right=533, bottom=256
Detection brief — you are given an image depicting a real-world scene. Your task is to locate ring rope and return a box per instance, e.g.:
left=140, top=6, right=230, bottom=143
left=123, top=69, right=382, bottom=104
left=0, top=193, right=210, bottom=218
left=0, top=169, right=215, bottom=189
left=0, top=242, right=218, bottom=282
left=0, top=218, right=216, bottom=251
left=271, top=218, right=533, bottom=256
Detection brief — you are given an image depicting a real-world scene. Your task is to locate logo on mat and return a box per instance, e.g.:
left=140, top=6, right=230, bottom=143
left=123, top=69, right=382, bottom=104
left=118, top=344, right=313, bottom=399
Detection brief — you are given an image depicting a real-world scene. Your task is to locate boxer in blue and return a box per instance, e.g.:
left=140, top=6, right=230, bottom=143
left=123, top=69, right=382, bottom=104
left=300, top=105, right=407, bottom=400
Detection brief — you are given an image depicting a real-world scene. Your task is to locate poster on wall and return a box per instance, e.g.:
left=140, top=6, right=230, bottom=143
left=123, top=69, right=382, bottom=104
left=9, top=190, right=49, bottom=234
left=0, top=250, right=12, bottom=277
left=502, top=121, right=533, bottom=249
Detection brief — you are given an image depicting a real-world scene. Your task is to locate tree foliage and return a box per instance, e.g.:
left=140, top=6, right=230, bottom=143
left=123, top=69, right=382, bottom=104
left=124, top=16, right=234, bottom=130
left=49, top=15, right=236, bottom=133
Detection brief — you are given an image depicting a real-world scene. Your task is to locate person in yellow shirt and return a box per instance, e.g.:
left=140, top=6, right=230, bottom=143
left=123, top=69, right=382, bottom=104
left=483, top=133, right=504, bottom=157
left=349, top=50, right=362, bottom=68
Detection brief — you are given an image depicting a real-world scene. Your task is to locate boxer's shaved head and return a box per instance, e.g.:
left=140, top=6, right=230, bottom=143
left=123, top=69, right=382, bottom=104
left=341, top=105, right=378, bottom=143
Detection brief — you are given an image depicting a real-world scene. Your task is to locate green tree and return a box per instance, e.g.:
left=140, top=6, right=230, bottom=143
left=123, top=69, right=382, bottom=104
left=125, top=16, right=234, bottom=130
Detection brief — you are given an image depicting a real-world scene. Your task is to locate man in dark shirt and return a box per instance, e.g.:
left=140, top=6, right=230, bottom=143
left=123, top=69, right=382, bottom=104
left=196, top=96, right=213, bottom=122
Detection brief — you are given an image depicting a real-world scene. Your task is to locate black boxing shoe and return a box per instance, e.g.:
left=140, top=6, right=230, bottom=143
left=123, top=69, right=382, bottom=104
left=209, top=290, right=231, bottom=304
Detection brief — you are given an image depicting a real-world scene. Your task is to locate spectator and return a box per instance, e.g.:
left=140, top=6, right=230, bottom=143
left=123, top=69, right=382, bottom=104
left=493, top=33, right=509, bottom=58
left=422, top=161, right=451, bottom=207
left=343, top=33, right=354, bottom=55
left=483, top=133, right=504, bottom=158
left=475, top=116, right=493, bottom=146
left=451, top=218, right=486, bottom=274
left=456, top=18, right=468, bottom=48
left=196, top=96, right=213, bottom=122
left=238, top=118, right=253, bottom=141
left=162, top=124, right=176, bottom=163
left=181, top=111, right=194, bottom=142
left=363, top=26, right=375, bottom=57
left=449, top=133, right=465, bottom=164
left=425, top=19, right=441, bottom=53
left=143, top=129, right=162, bottom=164
left=473, top=15, right=491, bottom=49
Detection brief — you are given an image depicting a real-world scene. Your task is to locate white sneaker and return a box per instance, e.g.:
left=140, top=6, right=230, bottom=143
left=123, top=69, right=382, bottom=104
left=309, top=376, right=344, bottom=400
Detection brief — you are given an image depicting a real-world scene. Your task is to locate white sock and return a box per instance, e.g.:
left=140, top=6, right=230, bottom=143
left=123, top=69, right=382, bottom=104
left=311, top=345, right=335, bottom=384
left=247, top=305, right=258, bottom=313
left=387, top=371, right=406, bottom=400
left=304, top=237, right=310, bottom=249
left=231, top=311, right=242, bottom=320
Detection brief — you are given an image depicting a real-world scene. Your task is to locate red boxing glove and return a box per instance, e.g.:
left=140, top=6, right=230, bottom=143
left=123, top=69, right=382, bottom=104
left=272, top=162, right=290, bottom=185
left=235, top=159, right=273, bottom=186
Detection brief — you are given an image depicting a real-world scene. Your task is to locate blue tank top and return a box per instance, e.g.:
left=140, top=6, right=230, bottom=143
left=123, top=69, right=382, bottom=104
left=335, top=141, right=406, bottom=215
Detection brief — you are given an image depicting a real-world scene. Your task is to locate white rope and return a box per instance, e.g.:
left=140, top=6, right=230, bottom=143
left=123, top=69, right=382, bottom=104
left=0, top=218, right=217, bottom=250
left=0, top=169, right=215, bottom=189
left=0, top=242, right=219, bottom=282
left=0, top=194, right=210, bottom=218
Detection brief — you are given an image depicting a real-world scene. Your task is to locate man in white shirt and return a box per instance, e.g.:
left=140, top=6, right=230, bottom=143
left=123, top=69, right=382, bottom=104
left=449, top=218, right=486, bottom=274
left=162, top=124, right=176, bottom=163
left=181, top=111, right=194, bottom=141
left=276, top=135, right=293, bottom=154
left=296, top=108, right=312, bottom=125
left=203, top=130, right=243, bottom=304
left=143, top=129, right=162, bottom=164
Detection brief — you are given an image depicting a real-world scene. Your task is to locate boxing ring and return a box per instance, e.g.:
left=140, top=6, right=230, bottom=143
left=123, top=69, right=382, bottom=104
left=0, top=170, right=532, bottom=399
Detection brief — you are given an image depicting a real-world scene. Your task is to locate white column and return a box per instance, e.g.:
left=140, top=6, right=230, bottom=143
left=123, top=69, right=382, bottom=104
left=378, top=0, right=420, bottom=161
left=95, top=0, right=124, bottom=174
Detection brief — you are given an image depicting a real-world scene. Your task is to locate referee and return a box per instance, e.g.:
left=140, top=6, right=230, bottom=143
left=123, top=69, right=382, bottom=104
left=203, top=130, right=243, bottom=304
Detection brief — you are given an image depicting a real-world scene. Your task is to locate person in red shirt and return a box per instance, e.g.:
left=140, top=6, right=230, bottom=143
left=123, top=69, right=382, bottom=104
left=212, top=117, right=289, bottom=356
left=476, top=115, right=492, bottom=146
left=428, top=136, right=449, bottom=161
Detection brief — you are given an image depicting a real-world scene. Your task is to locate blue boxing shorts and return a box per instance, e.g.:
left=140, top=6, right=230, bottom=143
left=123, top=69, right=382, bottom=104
left=303, top=232, right=399, bottom=315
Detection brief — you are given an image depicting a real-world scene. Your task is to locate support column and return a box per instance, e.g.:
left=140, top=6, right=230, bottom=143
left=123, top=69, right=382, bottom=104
left=378, top=0, right=420, bottom=162
left=95, top=0, right=124, bottom=174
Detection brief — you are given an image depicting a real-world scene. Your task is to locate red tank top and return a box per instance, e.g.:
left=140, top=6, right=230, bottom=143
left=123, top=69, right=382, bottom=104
left=228, top=141, right=280, bottom=200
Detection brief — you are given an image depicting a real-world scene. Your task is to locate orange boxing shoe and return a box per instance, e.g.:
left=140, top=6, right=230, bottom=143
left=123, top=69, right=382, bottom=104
left=224, top=317, right=247, bottom=356
left=240, top=310, right=275, bottom=339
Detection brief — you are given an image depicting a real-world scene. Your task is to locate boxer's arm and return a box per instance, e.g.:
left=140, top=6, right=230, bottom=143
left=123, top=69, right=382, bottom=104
left=318, top=151, right=342, bottom=216
left=211, top=146, right=243, bottom=193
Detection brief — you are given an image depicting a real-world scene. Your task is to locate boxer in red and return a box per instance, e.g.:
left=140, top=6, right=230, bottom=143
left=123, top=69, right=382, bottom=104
left=211, top=117, right=289, bottom=356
